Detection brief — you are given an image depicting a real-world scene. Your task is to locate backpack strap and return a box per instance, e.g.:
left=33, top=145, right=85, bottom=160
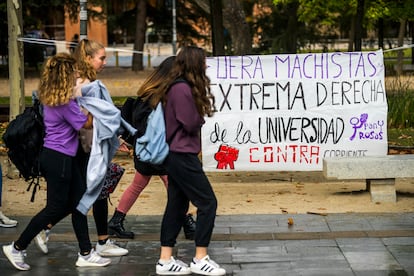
left=27, top=176, right=41, bottom=202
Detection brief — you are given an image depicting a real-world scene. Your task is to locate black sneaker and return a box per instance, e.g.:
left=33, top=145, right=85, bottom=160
left=183, top=214, right=196, bottom=240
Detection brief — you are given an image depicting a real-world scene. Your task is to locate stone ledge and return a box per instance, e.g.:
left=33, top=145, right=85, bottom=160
left=323, top=154, right=414, bottom=180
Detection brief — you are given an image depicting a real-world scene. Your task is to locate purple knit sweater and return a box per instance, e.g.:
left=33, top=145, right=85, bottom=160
left=164, top=82, right=205, bottom=154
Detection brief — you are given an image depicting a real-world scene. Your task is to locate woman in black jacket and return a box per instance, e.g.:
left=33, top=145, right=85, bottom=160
left=108, top=56, right=196, bottom=240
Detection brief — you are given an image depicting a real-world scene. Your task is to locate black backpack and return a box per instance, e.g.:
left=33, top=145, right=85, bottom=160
left=120, top=96, right=152, bottom=145
left=119, top=78, right=188, bottom=144
left=2, top=99, right=45, bottom=202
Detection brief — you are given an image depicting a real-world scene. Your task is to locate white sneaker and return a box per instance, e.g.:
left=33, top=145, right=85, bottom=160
left=2, top=242, right=31, bottom=271
left=95, top=239, right=128, bottom=257
left=0, top=211, right=18, bottom=227
left=190, top=255, right=226, bottom=276
left=156, top=256, right=191, bottom=275
left=35, top=229, right=50, bottom=254
left=75, top=249, right=111, bottom=267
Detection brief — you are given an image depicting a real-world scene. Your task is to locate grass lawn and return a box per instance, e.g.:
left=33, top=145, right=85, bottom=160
left=388, top=128, right=414, bottom=147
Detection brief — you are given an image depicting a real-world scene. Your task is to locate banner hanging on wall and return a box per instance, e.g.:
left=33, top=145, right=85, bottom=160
left=202, top=50, right=388, bottom=171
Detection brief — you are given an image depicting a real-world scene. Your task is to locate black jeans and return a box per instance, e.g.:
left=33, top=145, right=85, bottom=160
left=93, top=198, right=108, bottom=236
left=161, top=152, right=217, bottom=247
left=77, top=147, right=108, bottom=237
left=15, top=148, right=92, bottom=253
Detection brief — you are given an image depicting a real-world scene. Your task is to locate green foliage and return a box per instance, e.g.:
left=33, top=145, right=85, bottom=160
left=365, top=0, right=391, bottom=20
left=273, top=0, right=414, bottom=23
left=386, top=74, right=414, bottom=128
left=273, top=0, right=356, bottom=24
left=387, top=90, right=414, bottom=129
left=385, top=0, right=414, bottom=20
left=388, top=128, right=414, bottom=147
left=268, top=0, right=414, bottom=56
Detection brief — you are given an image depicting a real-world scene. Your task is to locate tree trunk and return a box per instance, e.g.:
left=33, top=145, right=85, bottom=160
left=132, top=0, right=146, bottom=72
left=285, top=1, right=299, bottom=54
left=377, top=18, right=384, bottom=50
left=210, top=0, right=225, bottom=56
left=396, top=19, right=407, bottom=75
left=192, top=0, right=251, bottom=55
left=354, top=0, right=365, bottom=51
left=348, top=17, right=355, bottom=52
left=7, top=0, right=25, bottom=119
left=411, top=21, right=414, bottom=65
left=222, top=0, right=251, bottom=55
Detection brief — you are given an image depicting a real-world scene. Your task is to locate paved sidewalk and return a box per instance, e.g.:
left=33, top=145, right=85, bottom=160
left=1, top=213, right=413, bottom=275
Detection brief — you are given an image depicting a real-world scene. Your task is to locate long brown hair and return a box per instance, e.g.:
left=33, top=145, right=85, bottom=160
left=160, top=46, right=215, bottom=117
left=38, top=53, right=77, bottom=106
left=137, top=56, right=175, bottom=109
left=72, top=38, right=104, bottom=81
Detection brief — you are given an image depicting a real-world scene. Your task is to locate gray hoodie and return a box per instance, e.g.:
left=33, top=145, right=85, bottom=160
left=76, top=80, right=136, bottom=215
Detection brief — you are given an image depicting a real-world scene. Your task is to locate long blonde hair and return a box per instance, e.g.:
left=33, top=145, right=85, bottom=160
left=38, top=53, right=77, bottom=106
left=72, top=38, right=105, bottom=81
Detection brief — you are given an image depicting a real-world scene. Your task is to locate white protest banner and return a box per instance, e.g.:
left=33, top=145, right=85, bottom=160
left=202, top=50, right=387, bottom=171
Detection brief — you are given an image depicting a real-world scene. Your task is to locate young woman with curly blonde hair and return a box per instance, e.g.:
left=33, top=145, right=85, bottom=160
left=34, top=39, right=128, bottom=258
left=2, top=53, right=110, bottom=270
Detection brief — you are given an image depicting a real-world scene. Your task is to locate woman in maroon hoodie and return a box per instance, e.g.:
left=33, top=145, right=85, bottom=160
left=155, top=46, right=226, bottom=276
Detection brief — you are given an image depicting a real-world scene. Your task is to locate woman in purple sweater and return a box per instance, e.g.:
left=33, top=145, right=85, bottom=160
left=155, top=46, right=226, bottom=276
left=2, top=53, right=110, bottom=270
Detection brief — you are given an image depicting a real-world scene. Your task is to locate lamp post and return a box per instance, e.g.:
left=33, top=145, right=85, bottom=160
left=172, top=0, right=177, bottom=55
left=80, top=0, right=87, bottom=39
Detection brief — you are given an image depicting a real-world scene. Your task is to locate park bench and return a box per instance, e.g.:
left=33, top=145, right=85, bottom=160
left=323, top=154, right=414, bottom=203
